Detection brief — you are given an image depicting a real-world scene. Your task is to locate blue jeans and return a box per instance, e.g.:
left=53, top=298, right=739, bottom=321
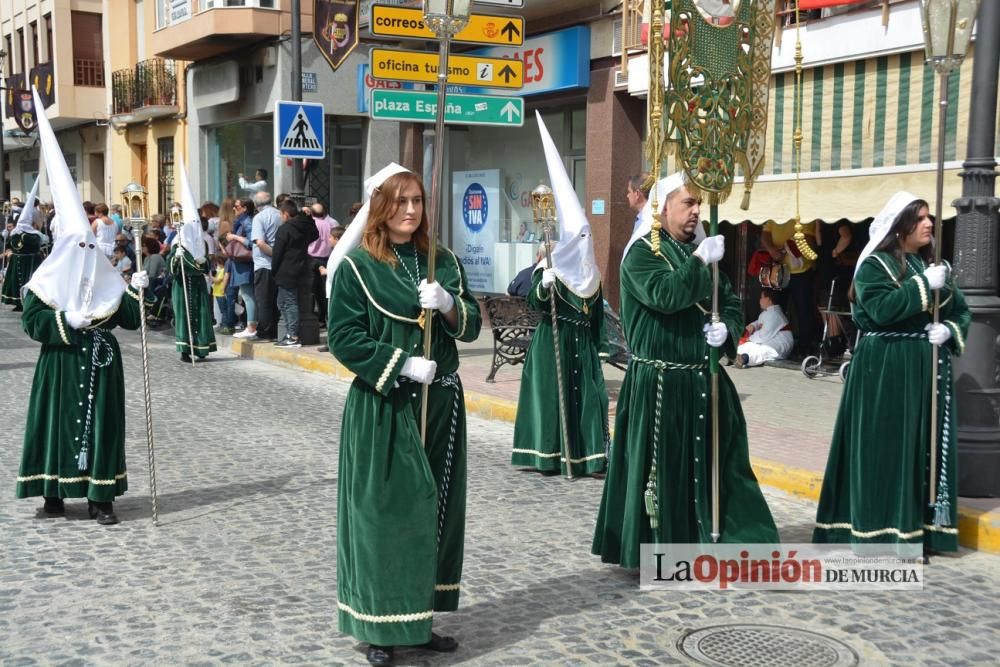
left=239, top=283, right=257, bottom=325
left=277, top=286, right=299, bottom=340
left=221, top=285, right=238, bottom=328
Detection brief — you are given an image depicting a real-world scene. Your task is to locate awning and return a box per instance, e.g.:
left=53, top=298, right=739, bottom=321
left=718, top=166, right=966, bottom=225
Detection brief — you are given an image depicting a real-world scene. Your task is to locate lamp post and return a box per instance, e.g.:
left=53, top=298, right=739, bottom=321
left=920, top=0, right=980, bottom=511
left=417, top=0, right=471, bottom=444
left=0, top=49, right=7, bottom=211
left=948, top=1, right=1000, bottom=497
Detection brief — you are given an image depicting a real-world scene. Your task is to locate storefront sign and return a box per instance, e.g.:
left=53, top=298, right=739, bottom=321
left=453, top=169, right=501, bottom=293
left=369, top=47, right=524, bottom=89
left=463, top=25, right=590, bottom=96
left=370, top=5, right=524, bottom=46
left=370, top=90, right=523, bottom=126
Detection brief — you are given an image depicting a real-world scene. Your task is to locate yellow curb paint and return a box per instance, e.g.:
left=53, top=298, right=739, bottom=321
left=226, top=338, right=1000, bottom=555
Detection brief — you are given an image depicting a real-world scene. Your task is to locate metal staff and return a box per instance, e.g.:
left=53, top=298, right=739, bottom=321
left=419, top=1, right=470, bottom=444
left=174, top=219, right=197, bottom=367
left=708, top=201, right=721, bottom=543
left=131, top=226, right=160, bottom=525
left=533, top=184, right=574, bottom=480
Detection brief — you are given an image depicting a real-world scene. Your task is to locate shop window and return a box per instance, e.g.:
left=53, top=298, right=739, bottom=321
left=207, top=120, right=274, bottom=201
left=308, top=117, right=363, bottom=225
left=63, top=152, right=77, bottom=181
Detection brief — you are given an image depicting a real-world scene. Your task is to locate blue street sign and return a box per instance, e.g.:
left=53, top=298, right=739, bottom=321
left=274, top=101, right=326, bottom=159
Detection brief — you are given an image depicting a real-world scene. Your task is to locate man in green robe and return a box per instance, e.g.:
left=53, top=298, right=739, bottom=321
left=167, top=221, right=217, bottom=362
left=512, top=111, right=608, bottom=477
left=593, top=173, right=778, bottom=568
left=2, top=179, right=45, bottom=311
left=15, top=88, right=150, bottom=526
left=327, top=164, right=482, bottom=665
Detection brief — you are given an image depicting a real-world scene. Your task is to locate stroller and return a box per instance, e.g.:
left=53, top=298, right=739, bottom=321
left=145, top=272, right=174, bottom=329
left=801, top=277, right=856, bottom=381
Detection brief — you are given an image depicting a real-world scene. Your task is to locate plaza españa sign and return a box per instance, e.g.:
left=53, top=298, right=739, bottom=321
left=369, top=47, right=524, bottom=89
left=370, top=89, right=524, bottom=126
left=370, top=5, right=524, bottom=46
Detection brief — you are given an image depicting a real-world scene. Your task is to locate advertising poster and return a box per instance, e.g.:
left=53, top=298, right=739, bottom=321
left=452, top=169, right=501, bottom=294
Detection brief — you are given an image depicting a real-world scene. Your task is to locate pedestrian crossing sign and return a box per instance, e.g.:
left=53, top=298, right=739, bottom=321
left=274, top=100, right=326, bottom=159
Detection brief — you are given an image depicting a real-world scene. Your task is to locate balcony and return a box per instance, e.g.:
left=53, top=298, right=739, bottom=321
left=152, top=0, right=312, bottom=62
left=111, top=58, right=180, bottom=125
left=74, top=59, right=106, bottom=87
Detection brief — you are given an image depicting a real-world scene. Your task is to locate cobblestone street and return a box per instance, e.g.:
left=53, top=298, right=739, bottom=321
left=2, top=309, right=999, bottom=666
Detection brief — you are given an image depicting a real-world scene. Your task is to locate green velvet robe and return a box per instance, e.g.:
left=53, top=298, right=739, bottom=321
left=328, top=243, right=481, bottom=647
left=814, top=253, right=970, bottom=552
left=167, top=245, right=217, bottom=358
left=592, top=232, right=779, bottom=568
left=511, top=272, right=608, bottom=476
left=2, top=233, right=44, bottom=307
left=16, top=288, right=142, bottom=502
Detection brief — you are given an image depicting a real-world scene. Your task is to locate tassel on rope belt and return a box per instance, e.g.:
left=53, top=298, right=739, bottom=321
left=399, top=372, right=461, bottom=545
left=860, top=329, right=952, bottom=527
left=630, top=355, right=708, bottom=532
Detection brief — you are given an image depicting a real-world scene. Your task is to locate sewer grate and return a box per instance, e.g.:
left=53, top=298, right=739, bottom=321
left=677, top=624, right=860, bottom=667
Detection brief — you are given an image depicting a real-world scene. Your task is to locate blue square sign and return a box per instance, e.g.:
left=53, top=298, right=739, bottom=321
left=274, top=101, right=326, bottom=159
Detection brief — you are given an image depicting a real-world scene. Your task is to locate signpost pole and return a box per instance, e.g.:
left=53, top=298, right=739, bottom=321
left=291, top=0, right=305, bottom=198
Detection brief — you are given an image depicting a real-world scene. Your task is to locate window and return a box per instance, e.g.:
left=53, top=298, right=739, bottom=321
left=206, top=120, right=273, bottom=201
left=3, top=35, right=11, bottom=77
left=16, top=28, right=24, bottom=73
left=63, top=152, right=77, bottom=181
left=158, top=138, right=175, bottom=214
left=21, top=159, right=39, bottom=196
left=30, top=22, right=38, bottom=69
left=71, top=12, right=105, bottom=86
left=44, top=15, right=52, bottom=63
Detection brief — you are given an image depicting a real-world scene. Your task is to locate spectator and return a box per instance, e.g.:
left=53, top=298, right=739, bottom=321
left=142, top=235, right=167, bottom=286
left=115, top=232, right=136, bottom=270
left=307, top=200, right=338, bottom=323
left=92, top=203, right=117, bottom=259
left=348, top=201, right=363, bottom=220
left=507, top=246, right=546, bottom=297
left=250, top=191, right=281, bottom=340
left=238, top=168, right=268, bottom=194
left=626, top=172, right=651, bottom=215
left=271, top=198, right=318, bottom=348
left=82, top=200, right=97, bottom=226
left=112, top=245, right=133, bottom=279
left=148, top=213, right=167, bottom=243
left=230, top=198, right=260, bottom=339
left=761, top=220, right=820, bottom=357
left=216, top=196, right=236, bottom=241
left=735, top=288, right=794, bottom=368
left=201, top=201, right=221, bottom=236
left=109, top=203, right=125, bottom=232
left=211, top=255, right=232, bottom=334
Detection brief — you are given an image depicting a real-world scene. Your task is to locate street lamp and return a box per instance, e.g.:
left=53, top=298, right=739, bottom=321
left=919, top=0, right=980, bottom=512
left=0, top=49, right=7, bottom=211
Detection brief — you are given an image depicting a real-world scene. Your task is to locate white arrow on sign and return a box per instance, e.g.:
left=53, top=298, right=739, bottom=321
left=474, top=0, right=525, bottom=7
left=500, top=101, right=521, bottom=122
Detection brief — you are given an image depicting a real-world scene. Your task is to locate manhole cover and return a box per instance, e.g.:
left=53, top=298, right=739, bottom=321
left=677, top=624, right=859, bottom=667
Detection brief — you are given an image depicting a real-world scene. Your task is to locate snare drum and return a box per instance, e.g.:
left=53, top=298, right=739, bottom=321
left=759, top=262, right=790, bottom=290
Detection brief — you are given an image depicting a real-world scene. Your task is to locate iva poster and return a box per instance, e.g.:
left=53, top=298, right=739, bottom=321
left=452, top=169, right=501, bottom=294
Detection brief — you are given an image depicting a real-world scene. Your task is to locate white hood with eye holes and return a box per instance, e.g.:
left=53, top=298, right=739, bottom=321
left=23, top=86, right=126, bottom=318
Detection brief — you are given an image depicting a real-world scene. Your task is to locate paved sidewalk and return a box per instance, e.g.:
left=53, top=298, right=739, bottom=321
left=219, top=320, right=1000, bottom=554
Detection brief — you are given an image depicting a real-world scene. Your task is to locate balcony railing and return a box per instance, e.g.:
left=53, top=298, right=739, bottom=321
left=74, top=58, right=106, bottom=87
left=112, top=58, right=178, bottom=116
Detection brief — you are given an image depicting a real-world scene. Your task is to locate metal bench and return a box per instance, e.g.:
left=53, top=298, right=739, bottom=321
left=484, top=295, right=632, bottom=382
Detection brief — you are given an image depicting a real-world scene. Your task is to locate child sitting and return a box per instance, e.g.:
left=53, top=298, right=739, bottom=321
left=736, top=289, right=794, bottom=368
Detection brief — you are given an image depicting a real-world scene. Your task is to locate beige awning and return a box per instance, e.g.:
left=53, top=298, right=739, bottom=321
left=718, top=168, right=966, bottom=225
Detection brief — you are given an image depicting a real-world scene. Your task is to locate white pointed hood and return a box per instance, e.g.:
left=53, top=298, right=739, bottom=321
left=173, top=158, right=206, bottom=262
left=535, top=111, right=600, bottom=298
left=855, top=191, right=920, bottom=277
left=13, top=175, right=43, bottom=237
left=623, top=171, right=706, bottom=261
left=325, top=162, right=412, bottom=297
left=23, top=87, right=125, bottom=318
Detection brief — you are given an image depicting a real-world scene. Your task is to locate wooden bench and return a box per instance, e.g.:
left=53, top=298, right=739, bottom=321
left=483, top=295, right=631, bottom=382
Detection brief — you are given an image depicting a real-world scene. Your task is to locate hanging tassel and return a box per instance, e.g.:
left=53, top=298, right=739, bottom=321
left=644, top=481, right=660, bottom=531
left=933, top=496, right=951, bottom=527
left=77, top=448, right=88, bottom=471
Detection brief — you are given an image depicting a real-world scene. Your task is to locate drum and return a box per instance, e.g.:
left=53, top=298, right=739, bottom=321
left=758, top=262, right=790, bottom=290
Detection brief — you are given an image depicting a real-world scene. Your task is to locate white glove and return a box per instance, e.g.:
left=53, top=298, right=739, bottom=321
left=703, top=321, right=728, bottom=348
left=926, top=322, right=952, bottom=346
left=130, top=270, right=149, bottom=290
left=540, top=268, right=557, bottom=289
left=924, top=264, right=948, bottom=290
left=65, top=311, right=91, bottom=330
left=400, top=356, right=437, bottom=385
left=693, top=235, right=725, bottom=265
left=418, top=280, right=455, bottom=313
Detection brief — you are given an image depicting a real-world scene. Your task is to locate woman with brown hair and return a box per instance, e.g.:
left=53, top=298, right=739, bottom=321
left=327, top=164, right=481, bottom=666
left=215, top=196, right=236, bottom=241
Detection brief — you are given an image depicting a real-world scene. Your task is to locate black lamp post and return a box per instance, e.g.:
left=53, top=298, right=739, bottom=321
left=949, top=1, right=1000, bottom=497
left=0, top=49, right=7, bottom=210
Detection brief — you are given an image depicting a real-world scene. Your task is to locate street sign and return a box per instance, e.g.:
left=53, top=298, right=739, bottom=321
left=273, top=100, right=326, bottom=159
left=370, top=5, right=524, bottom=46
left=474, top=0, right=524, bottom=7
left=369, top=47, right=524, bottom=88
left=370, top=89, right=524, bottom=126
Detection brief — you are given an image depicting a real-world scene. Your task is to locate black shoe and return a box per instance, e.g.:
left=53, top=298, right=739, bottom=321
left=181, top=352, right=192, bottom=363
left=419, top=632, right=458, bottom=653
left=90, top=501, right=118, bottom=525
left=275, top=337, right=302, bottom=348
left=318, top=345, right=329, bottom=353
left=366, top=645, right=393, bottom=666
left=42, top=497, right=65, bottom=516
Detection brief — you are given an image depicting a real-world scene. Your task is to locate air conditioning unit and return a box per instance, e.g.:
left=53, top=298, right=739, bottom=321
left=614, top=69, right=629, bottom=89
